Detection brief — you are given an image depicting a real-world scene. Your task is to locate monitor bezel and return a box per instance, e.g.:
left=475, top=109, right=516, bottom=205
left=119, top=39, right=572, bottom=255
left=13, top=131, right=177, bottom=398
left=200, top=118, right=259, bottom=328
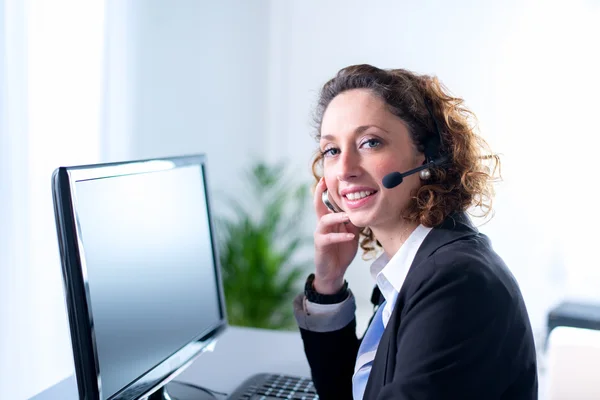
left=51, top=154, right=229, bottom=400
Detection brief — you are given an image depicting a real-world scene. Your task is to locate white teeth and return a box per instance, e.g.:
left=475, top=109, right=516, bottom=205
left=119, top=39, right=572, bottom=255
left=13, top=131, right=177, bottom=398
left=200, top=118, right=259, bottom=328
left=346, top=190, right=373, bottom=200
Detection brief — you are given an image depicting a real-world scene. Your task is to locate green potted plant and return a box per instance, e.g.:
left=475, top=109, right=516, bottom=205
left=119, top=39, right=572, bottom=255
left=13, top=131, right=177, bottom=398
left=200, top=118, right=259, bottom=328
left=217, top=161, right=311, bottom=330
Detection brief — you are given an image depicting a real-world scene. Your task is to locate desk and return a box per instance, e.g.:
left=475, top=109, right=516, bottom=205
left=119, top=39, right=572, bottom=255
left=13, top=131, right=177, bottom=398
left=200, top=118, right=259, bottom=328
left=30, top=326, right=310, bottom=400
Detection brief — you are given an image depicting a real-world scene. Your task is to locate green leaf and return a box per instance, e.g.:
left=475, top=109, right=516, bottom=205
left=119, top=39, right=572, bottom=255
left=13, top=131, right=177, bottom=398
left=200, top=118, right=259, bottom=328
left=216, top=161, right=311, bottom=330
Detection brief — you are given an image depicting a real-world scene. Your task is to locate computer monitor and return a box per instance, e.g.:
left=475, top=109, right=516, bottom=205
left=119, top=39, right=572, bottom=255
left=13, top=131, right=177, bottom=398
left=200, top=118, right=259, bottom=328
left=52, top=154, right=228, bottom=400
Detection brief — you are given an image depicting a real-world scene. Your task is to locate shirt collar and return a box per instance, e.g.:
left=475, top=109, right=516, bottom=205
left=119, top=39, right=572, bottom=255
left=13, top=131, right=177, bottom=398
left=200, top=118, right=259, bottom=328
left=370, top=224, right=433, bottom=304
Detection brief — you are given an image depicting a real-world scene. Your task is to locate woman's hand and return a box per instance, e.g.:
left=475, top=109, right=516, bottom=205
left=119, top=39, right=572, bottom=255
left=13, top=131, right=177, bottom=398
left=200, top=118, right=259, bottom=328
left=312, top=178, right=360, bottom=294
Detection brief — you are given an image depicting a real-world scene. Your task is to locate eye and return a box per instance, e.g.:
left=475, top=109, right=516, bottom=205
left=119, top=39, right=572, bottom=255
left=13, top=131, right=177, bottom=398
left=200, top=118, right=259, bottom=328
left=321, top=147, right=340, bottom=158
left=361, top=138, right=381, bottom=149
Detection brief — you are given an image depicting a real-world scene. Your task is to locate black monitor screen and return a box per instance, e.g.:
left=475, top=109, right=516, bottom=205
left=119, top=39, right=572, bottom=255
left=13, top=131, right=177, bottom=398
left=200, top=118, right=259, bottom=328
left=71, top=163, right=221, bottom=400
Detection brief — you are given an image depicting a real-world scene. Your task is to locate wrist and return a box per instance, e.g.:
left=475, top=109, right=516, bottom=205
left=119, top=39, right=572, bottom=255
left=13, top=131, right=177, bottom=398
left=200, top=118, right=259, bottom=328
left=305, top=273, right=348, bottom=304
left=313, top=276, right=344, bottom=295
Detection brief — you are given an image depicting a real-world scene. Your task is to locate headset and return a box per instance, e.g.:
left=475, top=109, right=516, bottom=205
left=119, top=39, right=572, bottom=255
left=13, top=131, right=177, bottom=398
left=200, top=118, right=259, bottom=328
left=382, top=99, right=449, bottom=189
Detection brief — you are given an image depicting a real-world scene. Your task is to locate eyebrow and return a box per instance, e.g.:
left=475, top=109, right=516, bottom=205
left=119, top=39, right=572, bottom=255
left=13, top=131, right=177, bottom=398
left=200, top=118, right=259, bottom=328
left=320, top=125, right=388, bottom=141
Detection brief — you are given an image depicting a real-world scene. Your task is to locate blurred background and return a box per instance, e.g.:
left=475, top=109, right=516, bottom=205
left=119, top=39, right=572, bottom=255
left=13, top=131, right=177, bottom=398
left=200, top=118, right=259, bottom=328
left=1, top=0, right=599, bottom=398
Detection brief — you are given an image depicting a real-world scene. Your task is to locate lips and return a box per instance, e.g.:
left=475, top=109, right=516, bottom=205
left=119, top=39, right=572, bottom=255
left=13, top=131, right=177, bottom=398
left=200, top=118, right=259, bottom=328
left=340, top=187, right=378, bottom=210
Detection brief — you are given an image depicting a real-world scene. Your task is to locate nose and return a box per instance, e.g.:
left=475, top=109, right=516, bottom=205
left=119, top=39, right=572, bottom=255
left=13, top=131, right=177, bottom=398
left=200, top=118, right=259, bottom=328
left=336, top=148, right=362, bottom=182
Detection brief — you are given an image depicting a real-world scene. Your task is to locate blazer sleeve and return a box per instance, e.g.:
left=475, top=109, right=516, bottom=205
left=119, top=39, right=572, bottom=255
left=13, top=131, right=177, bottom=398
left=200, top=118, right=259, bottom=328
left=376, top=252, right=536, bottom=400
left=293, top=292, right=360, bottom=400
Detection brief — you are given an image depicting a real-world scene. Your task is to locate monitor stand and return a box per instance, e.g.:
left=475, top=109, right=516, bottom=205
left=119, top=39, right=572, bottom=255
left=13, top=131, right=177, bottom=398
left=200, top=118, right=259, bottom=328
left=147, top=381, right=218, bottom=400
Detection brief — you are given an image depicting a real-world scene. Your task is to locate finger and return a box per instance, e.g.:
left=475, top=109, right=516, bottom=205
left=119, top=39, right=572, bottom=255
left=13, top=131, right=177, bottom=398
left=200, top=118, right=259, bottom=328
left=339, top=220, right=361, bottom=236
left=316, top=212, right=351, bottom=233
left=313, top=177, right=331, bottom=218
left=314, top=232, right=356, bottom=246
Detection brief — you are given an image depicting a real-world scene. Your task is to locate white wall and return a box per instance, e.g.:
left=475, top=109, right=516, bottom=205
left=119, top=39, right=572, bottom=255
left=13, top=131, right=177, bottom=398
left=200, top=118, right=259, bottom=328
left=1, top=0, right=106, bottom=398
left=0, top=0, right=31, bottom=396
left=123, top=0, right=271, bottom=204
left=265, top=0, right=600, bottom=336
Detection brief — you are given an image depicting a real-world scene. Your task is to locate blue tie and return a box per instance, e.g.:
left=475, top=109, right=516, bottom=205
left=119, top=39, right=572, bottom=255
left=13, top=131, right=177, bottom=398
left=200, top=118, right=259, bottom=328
left=353, top=300, right=387, bottom=400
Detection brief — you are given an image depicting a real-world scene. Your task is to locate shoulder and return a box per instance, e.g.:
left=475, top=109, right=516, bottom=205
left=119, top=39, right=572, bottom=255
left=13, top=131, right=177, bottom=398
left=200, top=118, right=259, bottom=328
left=433, top=234, right=514, bottom=286
left=405, top=233, right=520, bottom=310
left=402, top=212, right=525, bottom=311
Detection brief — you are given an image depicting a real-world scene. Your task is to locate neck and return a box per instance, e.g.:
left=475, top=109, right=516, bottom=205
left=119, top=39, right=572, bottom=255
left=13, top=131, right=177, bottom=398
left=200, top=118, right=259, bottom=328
left=371, top=219, right=420, bottom=257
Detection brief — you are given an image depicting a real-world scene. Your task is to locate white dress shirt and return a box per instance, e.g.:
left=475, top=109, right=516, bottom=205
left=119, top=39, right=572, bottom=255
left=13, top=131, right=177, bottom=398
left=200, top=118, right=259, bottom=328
left=371, top=224, right=432, bottom=327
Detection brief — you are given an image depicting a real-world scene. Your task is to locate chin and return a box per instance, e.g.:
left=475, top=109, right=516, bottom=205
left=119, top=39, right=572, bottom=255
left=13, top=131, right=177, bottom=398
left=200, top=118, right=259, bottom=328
left=347, top=212, right=374, bottom=229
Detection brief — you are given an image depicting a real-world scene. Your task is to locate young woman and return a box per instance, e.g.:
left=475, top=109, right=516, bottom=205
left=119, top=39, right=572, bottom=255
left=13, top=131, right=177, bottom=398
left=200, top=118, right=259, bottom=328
left=293, top=64, right=538, bottom=399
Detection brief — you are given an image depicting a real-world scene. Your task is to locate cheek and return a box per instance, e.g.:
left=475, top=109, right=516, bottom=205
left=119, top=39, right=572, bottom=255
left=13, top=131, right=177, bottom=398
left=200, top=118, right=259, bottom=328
left=374, top=156, right=420, bottom=204
left=371, top=149, right=420, bottom=180
left=323, top=174, right=337, bottom=192
left=372, top=157, right=399, bottom=179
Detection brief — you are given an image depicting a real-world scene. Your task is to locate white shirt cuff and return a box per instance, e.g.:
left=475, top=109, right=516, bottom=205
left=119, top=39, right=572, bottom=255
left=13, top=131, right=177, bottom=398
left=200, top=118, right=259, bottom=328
left=305, top=298, right=346, bottom=315
left=293, top=290, right=356, bottom=332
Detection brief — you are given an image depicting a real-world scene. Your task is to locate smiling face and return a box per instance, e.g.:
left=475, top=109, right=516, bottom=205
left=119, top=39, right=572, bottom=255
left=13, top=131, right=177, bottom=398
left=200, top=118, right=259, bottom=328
left=320, top=89, right=424, bottom=230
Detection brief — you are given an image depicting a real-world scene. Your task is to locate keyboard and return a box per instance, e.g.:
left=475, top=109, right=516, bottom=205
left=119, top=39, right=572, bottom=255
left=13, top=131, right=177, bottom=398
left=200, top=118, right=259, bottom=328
left=227, top=373, right=319, bottom=400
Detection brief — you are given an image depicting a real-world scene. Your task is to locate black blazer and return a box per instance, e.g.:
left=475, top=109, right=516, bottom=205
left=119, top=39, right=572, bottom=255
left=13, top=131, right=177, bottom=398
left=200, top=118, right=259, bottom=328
left=299, top=213, right=538, bottom=399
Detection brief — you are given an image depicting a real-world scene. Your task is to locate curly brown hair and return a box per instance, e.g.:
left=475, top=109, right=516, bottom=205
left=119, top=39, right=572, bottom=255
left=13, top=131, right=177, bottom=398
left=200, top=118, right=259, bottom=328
left=311, top=64, right=501, bottom=258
